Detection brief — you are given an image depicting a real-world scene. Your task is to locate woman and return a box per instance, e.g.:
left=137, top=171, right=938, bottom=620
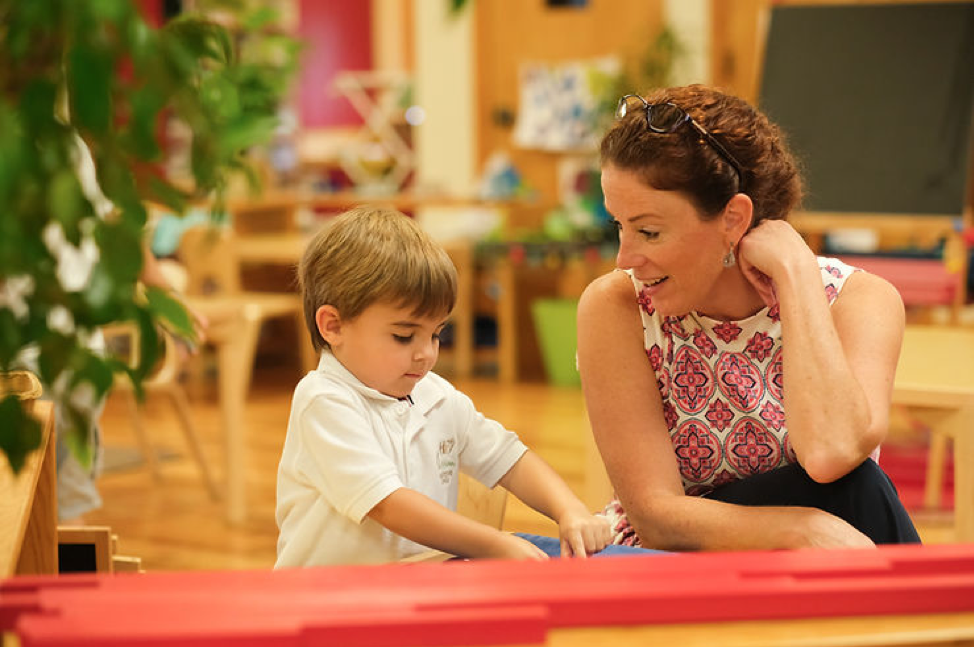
left=578, top=84, right=920, bottom=550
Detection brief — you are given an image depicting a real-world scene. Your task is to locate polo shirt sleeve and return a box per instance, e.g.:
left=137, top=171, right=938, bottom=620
left=291, top=392, right=404, bottom=523
left=451, top=389, right=527, bottom=488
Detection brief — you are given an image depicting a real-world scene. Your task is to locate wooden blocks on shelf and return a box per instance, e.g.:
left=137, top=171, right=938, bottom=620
left=57, top=526, right=143, bottom=575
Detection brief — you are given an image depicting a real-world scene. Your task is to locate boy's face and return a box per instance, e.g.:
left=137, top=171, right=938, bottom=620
left=326, top=301, right=449, bottom=399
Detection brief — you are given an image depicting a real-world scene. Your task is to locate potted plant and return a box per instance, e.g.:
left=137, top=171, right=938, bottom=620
left=0, top=0, right=298, bottom=473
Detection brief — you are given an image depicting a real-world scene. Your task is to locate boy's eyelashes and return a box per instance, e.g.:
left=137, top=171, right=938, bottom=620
left=392, top=331, right=443, bottom=344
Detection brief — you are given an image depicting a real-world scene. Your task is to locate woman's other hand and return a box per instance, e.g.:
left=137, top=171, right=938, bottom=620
left=737, top=219, right=816, bottom=309
left=558, top=510, right=613, bottom=558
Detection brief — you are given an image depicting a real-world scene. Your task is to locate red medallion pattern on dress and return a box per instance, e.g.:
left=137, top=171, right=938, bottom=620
left=671, top=346, right=715, bottom=414
left=825, top=283, right=839, bottom=304
left=745, top=331, right=775, bottom=361
left=715, top=352, right=765, bottom=412
left=692, top=328, right=717, bottom=358
left=759, top=401, right=786, bottom=430
left=713, top=320, right=743, bottom=343
left=673, top=419, right=722, bottom=482
left=605, top=259, right=856, bottom=534
left=638, top=287, right=655, bottom=315
left=663, top=316, right=690, bottom=339
left=726, top=417, right=782, bottom=476
left=766, top=347, right=784, bottom=402
left=781, top=430, right=798, bottom=462
left=657, top=365, right=671, bottom=399
left=647, top=344, right=663, bottom=371
left=705, top=399, right=734, bottom=431
left=662, top=400, right=679, bottom=431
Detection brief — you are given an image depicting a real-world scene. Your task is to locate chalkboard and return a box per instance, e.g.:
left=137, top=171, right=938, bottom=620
left=758, top=3, right=974, bottom=216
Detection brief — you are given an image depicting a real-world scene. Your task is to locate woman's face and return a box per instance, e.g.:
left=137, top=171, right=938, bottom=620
left=602, top=164, right=734, bottom=318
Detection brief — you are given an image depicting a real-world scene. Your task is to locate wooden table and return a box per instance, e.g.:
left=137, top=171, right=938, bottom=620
left=0, top=401, right=57, bottom=577
left=893, top=324, right=974, bottom=542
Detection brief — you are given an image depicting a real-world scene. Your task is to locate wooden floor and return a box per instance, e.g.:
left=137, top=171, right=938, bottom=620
left=84, top=358, right=955, bottom=573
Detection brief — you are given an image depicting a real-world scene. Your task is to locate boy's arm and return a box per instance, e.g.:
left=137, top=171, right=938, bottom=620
left=497, top=451, right=612, bottom=558
left=367, top=488, right=547, bottom=560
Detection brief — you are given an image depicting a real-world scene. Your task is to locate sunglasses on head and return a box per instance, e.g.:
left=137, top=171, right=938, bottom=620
left=616, top=94, right=745, bottom=193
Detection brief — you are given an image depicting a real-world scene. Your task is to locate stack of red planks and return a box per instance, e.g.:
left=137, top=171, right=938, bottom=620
left=837, top=256, right=959, bottom=306
left=2, top=543, right=973, bottom=646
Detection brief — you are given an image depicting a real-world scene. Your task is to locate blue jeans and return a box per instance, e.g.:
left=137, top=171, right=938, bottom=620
left=514, top=533, right=664, bottom=558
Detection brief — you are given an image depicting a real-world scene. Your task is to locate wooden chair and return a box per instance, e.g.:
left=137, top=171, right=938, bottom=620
left=103, top=324, right=220, bottom=501
left=893, top=325, right=974, bottom=531
left=175, top=225, right=318, bottom=379
left=456, top=472, right=508, bottom=530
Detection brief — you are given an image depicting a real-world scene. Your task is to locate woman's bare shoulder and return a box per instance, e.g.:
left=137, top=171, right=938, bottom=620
left=580, top=269, right=635, bottom=312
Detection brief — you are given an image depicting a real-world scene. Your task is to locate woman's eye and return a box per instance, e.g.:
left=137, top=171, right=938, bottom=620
left=640, top=230, right=660, bottom=240
left=610, top=219, right=622, bottom=231
left=393, top=334, right=412, bottom=344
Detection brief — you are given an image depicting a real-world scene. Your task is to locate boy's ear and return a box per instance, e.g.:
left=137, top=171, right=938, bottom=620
left=315, top=305, right=342, bottom=347
left=723, top=193, right=754, bottom=243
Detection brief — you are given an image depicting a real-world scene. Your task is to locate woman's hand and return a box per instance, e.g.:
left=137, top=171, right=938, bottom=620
left=736, top=220, right=817, bottom=308
left=557, top=510, right=613, bottom=558
left=783, top=507, right=876, bottom=549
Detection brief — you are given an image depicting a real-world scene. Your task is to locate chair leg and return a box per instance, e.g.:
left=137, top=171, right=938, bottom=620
left=166, top=385, right=221, bottom=502
left=123, top=390, right=161, bottom=482
left=924, top=431, right=950, bottom=510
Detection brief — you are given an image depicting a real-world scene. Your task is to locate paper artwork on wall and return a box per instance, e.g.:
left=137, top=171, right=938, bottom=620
left=513, top=56, right=620, bottom=152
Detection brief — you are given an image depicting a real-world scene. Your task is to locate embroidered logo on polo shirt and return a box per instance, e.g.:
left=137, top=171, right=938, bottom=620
left=437, top=439, right=456, bottom=484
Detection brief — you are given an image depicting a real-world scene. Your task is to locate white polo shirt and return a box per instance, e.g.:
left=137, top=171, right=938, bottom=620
left=275, top=351, right=528, bottom=567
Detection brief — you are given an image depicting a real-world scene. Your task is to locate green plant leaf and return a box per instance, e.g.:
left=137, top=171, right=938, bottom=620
left=146, top=176, right=190, bottom=214
left=145, top=286, right=196, bottom=344
left=217, top=115, right=278, bottom=157
left=68, top=44, right=113, bottom=136
left=243, top=7, right=280, bottom=31
left=132, top=307, right=160, bottom=384
left=0, top=395, right=42, bottom=474
left=0, top=0, right=300, bottom=483
left=48, top=170, right=86, bottom=242
left=124, top=86, right=166, bottom=160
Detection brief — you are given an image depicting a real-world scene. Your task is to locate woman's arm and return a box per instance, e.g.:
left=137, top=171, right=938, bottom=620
left=577, top=271, right=875, bottom=550
left=368, top=488, right=548, bottom=560
left=738, top=221, right=904, bottom=482
left=497, top=451, right=612, bottom=557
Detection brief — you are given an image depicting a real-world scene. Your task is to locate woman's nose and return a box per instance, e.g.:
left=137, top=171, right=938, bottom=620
left=616, top=237, right=645, bottom=270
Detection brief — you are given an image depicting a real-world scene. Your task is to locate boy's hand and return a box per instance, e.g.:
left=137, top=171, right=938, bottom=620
left=490, top=533, right=549, bottom=560
left=558, top=511, right=613, bottom=558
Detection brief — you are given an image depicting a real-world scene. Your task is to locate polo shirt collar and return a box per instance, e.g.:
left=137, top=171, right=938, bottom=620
left=317, top=349, right=444, bottom=415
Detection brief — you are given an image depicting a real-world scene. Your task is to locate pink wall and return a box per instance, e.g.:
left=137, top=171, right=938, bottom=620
left=297, top=1, right=373, bottom=128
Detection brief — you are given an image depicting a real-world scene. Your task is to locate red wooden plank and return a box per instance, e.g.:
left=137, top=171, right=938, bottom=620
left=3, top=545, right=973, bottom=647
left=838, top=256, right=959, bottom=305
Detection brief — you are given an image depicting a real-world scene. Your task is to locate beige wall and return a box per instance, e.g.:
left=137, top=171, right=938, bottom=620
left=474, top=0, right=666, bottom=206
left=412, top=0, right=477, bottom=196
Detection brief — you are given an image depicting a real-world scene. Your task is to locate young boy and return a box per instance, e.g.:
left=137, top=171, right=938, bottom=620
left=275, top=206, right=612, bottom=566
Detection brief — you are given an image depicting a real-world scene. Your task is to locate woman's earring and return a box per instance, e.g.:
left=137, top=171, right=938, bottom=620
left=722, top=244, right=736, bottom=268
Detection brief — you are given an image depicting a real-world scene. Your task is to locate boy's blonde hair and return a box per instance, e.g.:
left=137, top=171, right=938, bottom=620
left=298, top=206, right=458, bottom=351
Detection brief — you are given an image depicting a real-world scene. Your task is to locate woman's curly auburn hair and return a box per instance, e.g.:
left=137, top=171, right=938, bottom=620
left=600, top=84, right=802, bottom=226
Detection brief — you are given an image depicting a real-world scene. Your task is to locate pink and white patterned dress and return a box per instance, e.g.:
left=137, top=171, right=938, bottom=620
left=603, top=256, right=859, bottom=546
